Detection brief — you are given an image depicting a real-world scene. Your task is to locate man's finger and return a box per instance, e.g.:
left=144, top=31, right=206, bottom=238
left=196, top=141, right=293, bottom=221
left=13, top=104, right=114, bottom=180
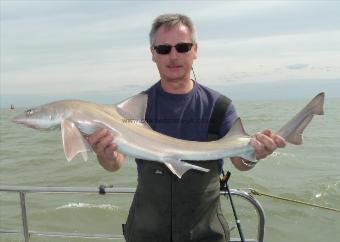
left=273, top=135, right=286, bottom=148
left=88, top=128, right=108, bottom=147
left=95, top=133, right=114, bottom=154
left=255, top=133, right=276, bottom=153
left=103, top=144, right=117, bottom=160
left=250, top=137, right=266, bottom=159
left=261, top=129, right=272, bottom=137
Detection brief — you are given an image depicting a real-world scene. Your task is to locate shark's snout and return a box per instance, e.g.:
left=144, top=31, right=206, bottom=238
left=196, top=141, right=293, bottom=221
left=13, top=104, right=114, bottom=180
left=12, top=116, right=40, bottom=129
left=13, top=114, right=26, bottom=124
left=13, top=113, right=39, bottom=129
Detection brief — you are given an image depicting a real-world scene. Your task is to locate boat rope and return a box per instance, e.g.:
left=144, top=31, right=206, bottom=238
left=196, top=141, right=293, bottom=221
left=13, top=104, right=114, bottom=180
left=248, top=188, right=340, bottom=213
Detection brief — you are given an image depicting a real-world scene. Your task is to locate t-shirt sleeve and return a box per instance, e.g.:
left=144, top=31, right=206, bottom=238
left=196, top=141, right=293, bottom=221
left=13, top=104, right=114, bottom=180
left=218, top=102, right=238, bottom=137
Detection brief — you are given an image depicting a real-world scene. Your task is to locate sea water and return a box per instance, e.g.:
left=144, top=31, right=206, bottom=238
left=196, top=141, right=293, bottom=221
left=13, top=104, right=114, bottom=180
left=1, top=96, right=339, bottom=242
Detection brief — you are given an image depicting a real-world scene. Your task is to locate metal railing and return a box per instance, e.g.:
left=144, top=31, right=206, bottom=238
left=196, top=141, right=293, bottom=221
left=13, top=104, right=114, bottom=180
left=0, top=186, right=265, bottom=242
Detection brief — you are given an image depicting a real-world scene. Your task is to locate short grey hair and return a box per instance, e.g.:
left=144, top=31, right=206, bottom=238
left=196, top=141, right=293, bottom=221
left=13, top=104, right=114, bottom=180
left=149, top=14, right=196, bottom=46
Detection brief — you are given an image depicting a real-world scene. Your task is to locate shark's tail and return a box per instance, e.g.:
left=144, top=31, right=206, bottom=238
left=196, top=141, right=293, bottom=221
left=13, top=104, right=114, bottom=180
left=276, top=92, right=325, bottom=145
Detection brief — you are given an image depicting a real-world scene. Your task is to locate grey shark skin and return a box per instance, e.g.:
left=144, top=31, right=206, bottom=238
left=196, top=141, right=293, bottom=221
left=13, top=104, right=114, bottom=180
left=13, top=92, right=325, bottom=178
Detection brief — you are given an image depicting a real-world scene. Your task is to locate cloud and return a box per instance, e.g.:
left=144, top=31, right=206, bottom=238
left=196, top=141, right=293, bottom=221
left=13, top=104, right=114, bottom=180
left=286, top=64, right=309, bottom=70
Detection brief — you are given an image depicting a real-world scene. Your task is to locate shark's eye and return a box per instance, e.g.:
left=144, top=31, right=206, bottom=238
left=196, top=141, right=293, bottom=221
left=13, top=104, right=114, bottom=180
left=26, top=109, right=35, bottom=116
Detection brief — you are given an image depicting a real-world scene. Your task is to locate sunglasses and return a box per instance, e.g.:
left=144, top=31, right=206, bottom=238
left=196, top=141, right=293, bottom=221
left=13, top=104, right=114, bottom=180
left=153, top=42, right=194, bottom=55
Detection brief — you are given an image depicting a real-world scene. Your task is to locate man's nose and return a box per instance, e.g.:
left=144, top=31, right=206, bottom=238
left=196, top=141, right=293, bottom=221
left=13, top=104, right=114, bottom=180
left=169, top=47, right=178, bottom=59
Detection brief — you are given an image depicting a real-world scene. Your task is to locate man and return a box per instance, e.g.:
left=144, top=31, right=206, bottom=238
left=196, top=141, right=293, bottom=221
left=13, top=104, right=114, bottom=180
left=89, top=14, right=286, bottom=242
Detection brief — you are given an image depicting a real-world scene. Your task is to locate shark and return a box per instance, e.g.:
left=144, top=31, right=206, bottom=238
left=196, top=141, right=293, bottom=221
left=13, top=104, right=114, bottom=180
left=13, top=92, right=325, bottom=178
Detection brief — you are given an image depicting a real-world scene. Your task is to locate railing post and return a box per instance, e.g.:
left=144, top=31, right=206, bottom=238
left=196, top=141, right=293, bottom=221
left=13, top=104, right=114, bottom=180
left=226, top=190, right=265, bottom=242
left=19, top=192, right=30, bottom=242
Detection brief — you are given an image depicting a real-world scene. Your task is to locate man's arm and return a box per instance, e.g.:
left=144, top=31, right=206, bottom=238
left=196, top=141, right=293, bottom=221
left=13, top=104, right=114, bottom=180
left=88, top=128, right=125, bottom=172
left=231, top=129, right=286, bottom=171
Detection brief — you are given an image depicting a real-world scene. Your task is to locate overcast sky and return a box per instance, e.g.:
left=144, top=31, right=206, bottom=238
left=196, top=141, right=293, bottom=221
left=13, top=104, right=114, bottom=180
left=1, top=0, right=340, bottom=107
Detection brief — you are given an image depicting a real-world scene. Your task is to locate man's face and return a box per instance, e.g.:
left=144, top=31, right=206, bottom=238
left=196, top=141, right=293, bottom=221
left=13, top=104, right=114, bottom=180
left=151, top=24, right=197, bottom=84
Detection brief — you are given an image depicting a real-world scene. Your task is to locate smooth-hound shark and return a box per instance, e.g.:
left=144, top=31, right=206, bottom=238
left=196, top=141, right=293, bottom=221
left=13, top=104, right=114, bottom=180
left=13, top=92, right=325, bottom=178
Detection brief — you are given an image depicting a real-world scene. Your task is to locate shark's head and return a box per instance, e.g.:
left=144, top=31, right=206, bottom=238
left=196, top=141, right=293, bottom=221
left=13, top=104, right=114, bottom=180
left=13, top=103, right=66, bottom=130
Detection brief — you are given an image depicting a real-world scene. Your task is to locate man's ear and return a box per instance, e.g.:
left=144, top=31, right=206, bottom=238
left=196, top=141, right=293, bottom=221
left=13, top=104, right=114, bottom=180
left=150, top=46, right=156, bottom=62
left=193, top=43, right=198, bottom=60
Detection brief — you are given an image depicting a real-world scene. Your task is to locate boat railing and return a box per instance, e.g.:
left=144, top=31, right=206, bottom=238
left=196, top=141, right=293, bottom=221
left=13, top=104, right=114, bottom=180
left=0, top=186, right=265, bottom=242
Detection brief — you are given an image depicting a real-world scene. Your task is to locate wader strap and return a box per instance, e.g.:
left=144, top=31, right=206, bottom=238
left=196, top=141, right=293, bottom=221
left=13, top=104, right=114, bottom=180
left=208, top=95, right=231, bottom=141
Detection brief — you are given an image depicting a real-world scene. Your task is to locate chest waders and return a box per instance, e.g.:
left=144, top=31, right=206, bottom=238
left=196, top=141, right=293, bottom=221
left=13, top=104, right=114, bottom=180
left=123, top=95, right=231, bottom=242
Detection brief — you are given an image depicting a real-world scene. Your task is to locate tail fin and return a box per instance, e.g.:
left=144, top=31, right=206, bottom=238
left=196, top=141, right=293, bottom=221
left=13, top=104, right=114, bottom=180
left=277, top=92, right=325, bottom=145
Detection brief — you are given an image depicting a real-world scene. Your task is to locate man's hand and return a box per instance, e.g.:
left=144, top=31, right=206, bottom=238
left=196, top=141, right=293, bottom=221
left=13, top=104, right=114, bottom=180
left=250, top=129, right=286, bottom=160
left=88, top=128, right=125, bottom=172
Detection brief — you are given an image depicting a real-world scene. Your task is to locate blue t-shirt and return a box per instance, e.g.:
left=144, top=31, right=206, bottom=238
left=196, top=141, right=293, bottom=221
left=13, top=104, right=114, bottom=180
left=136, top=80, right=238, bottom=172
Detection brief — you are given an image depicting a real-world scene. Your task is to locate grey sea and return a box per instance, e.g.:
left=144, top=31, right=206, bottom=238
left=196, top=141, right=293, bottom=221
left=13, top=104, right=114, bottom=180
left=1, top=95, right=339, bottom=242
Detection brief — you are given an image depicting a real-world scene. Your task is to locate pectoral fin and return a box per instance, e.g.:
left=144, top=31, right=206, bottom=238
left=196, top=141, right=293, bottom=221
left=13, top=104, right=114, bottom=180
left=61, top=119, right=91, bottom=161
left=163, top=158, right=210, bottom=179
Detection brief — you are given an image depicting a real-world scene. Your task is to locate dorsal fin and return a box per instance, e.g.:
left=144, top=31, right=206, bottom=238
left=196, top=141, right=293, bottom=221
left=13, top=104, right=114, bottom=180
left=116, top=92, right=152, bottom=129
left=222, top=118, right=249, bottom=139
left=217, top=118, right=256, bottom=162
left=116, top=92, right=148, bottom=121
